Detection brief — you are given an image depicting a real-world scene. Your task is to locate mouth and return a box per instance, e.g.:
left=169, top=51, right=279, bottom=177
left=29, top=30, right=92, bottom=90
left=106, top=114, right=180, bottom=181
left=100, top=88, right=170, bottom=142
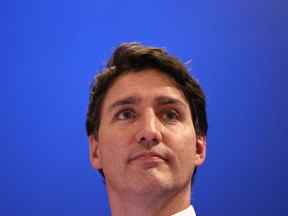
left=128, top=152, right=167, bottom=164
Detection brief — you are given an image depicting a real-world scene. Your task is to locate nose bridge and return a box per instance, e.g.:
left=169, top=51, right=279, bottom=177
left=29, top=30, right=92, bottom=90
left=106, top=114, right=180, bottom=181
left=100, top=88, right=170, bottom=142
left=135, top=107, right=162, bottom=145
left=142, top=108, right=158, bottom=130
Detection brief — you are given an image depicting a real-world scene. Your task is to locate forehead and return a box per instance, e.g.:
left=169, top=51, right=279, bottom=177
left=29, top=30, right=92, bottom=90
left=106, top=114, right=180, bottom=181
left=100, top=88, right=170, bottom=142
left=102, top=69, right=188, bottom=109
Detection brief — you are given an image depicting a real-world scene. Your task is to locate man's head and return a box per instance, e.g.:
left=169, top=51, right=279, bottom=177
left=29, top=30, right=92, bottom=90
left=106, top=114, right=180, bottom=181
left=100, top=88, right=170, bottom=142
left=86, top=43, right=207, bottom=193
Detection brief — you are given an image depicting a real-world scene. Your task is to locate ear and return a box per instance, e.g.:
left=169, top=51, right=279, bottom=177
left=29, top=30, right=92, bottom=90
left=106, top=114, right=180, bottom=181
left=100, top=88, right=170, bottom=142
left=194, top=136, right=207, bottom=166
left=88, top=135, right=103, bottom=170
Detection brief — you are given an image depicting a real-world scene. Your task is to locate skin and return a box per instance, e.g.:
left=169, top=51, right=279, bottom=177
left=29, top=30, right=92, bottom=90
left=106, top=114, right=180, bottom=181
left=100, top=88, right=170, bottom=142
left=89, top=69, right=206, bottom=216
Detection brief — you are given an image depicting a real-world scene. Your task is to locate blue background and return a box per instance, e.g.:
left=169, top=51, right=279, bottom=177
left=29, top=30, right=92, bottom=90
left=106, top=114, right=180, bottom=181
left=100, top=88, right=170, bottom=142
left=1, top=0, right=287, bottom=215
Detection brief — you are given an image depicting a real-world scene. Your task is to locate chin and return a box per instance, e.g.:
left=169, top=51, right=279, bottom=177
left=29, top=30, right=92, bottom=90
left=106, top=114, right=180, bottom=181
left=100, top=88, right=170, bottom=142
left=127, top=171, right=176, bottom=194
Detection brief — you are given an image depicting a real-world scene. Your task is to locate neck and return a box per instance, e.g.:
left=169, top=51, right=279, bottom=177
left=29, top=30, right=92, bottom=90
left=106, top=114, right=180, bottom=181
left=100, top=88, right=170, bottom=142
left=107, top=183, right=192, bottom=216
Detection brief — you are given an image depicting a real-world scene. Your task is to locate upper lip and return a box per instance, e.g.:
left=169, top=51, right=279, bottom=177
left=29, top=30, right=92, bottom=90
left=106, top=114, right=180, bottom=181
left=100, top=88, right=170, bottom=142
left=128, top=151, right=166, bottom=163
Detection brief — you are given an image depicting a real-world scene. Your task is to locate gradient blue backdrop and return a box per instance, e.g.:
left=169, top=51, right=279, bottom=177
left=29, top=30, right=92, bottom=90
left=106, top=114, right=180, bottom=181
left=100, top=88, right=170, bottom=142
left=1, top=0, right=287, bottom=215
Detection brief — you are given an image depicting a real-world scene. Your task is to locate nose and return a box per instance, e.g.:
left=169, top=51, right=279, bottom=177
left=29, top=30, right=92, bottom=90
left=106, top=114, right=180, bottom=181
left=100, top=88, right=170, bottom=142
left=135, top=110, right=163, bottom=148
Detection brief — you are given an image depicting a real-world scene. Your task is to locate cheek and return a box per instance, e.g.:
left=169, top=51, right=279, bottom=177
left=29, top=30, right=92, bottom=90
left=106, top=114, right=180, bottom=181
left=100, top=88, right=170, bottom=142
left=101, top=120, right=138, bottom=145
left=166, top=127, right=197, bottom=165
left=98, top=125, right=133, bottom=162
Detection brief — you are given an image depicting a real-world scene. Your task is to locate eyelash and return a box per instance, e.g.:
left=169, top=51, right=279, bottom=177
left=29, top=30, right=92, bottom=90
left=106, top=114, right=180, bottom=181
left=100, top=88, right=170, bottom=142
left=160, top=109, right=181, bottom=123
left=113, top=108, right=181, bottom=123
left=114, top=109, right=136, bottom=121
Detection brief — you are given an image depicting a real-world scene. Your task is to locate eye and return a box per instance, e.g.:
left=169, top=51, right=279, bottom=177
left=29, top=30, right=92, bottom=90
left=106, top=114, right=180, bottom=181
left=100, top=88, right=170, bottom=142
left=161, top=109, right=180, bottom=123
left=115, top=109, right=136, bottom=121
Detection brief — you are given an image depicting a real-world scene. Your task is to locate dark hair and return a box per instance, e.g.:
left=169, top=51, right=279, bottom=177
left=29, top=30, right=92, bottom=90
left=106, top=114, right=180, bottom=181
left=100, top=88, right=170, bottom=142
left=86, top=42, right=208, bottom=180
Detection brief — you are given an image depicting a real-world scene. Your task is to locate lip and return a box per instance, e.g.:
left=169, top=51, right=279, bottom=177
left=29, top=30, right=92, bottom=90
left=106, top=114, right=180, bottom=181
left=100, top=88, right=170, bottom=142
left=128, top=152, right=166, bottom=163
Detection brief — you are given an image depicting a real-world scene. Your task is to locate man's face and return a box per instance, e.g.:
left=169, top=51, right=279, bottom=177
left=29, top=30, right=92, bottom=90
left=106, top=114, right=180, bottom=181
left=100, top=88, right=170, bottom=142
left=89, top=69, right=206, bottom=196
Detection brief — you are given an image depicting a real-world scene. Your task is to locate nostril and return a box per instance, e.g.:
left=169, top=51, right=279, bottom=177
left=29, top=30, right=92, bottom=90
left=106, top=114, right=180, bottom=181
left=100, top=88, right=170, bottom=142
left=135, top=124, right=163, bottom=147
left=137, top=135, right=159, bottom=148
left=152, top=138, right=159, bottom=144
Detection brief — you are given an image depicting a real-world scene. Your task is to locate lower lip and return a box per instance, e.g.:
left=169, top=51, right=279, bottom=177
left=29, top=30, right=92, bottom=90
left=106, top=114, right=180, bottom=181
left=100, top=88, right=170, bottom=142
left=138, top=155, right=163, bottom=161
left=132, top=155, right=164, bottom=167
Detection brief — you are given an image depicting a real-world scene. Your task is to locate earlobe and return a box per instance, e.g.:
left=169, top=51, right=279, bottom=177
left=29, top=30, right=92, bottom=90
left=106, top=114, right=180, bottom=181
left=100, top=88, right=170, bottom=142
left=88, top=135, right=103, bottom=170
left=194, top=136, right=207, bottom=166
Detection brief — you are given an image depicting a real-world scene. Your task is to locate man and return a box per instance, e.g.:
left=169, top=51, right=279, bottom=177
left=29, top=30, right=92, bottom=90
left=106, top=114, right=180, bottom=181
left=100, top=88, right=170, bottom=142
left=86, top=42, right=208, bottom=216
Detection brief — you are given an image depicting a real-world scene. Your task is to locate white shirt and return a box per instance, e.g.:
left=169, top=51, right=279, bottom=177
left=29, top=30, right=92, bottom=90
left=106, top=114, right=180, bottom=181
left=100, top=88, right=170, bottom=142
left=171, top=205, right=196, bottom=216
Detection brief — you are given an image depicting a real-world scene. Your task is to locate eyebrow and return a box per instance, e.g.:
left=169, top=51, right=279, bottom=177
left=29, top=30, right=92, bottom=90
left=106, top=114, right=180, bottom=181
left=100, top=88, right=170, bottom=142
left=155, top=96, right=187, bottom=107
left=108, top=96, right=140, bottom=112
left=108, top=95, right=187, bottom=112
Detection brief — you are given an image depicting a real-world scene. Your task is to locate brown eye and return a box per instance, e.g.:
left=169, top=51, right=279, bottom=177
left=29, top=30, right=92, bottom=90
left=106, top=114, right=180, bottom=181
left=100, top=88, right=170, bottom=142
left=116, top=109, right=136, bottom=121
left=161, top=109, right=179, bottom=122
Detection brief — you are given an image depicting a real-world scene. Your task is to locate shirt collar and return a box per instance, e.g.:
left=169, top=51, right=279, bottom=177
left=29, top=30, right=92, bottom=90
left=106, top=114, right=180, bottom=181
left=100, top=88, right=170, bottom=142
left=171, top=205, right=196, bottom=216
